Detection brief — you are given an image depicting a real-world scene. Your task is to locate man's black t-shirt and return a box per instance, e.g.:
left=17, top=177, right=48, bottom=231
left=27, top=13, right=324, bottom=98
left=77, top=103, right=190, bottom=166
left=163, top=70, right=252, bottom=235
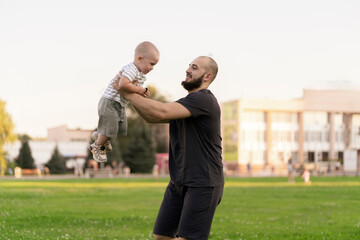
left=169, top=89, right=224, bottom=187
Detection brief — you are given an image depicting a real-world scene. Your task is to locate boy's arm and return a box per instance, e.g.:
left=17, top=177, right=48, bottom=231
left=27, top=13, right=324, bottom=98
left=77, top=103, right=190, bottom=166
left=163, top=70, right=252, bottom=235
left=117, top=75, right=148, bottom=95
left=125, top=93, right=191, bottom=123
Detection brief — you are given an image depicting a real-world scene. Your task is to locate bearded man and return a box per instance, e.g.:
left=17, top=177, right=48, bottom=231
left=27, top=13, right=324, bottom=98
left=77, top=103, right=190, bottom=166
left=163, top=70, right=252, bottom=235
left=114, top=56, right=224, bottom=240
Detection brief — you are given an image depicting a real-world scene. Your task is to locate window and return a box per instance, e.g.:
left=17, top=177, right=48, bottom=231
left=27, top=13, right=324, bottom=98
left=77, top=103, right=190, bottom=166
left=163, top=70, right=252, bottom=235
left=307, top=152, right=315, bottom=163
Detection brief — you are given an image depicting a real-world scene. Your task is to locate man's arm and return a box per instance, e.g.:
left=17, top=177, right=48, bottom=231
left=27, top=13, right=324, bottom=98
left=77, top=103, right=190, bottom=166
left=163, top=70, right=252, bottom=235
left=132, top=105, right=168, bottom=123
left=126, top=93, right=191, bottom=123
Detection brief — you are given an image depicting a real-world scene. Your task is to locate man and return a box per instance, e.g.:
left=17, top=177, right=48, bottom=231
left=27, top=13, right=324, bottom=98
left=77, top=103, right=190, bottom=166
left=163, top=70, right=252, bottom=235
left=116, top=56, right=224, bottom=240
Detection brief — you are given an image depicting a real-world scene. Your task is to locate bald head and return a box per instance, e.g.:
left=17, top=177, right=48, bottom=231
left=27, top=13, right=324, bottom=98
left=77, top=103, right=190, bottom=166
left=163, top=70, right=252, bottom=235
left=197, top=56, right=218, bottom=82
left=134, top=41, right=159, bottom=59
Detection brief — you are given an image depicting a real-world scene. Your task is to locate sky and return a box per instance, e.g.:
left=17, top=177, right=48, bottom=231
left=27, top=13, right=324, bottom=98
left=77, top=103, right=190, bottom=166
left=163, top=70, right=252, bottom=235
left=1, top=0, right=360, bottom=138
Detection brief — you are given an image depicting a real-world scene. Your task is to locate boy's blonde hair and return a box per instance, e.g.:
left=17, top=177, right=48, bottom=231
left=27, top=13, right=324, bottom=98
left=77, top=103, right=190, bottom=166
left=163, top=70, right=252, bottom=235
left=134, top=41, right=159, bottom=59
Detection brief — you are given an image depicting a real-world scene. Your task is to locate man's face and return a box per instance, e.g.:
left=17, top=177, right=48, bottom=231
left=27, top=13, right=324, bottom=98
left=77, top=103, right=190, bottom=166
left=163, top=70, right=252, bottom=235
left=181, top=73, right=205, bottom=91
left=182, top=58, right=207, bottom=91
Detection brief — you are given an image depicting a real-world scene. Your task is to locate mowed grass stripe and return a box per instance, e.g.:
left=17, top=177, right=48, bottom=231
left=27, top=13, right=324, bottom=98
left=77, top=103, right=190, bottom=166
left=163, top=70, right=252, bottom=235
left=0, top=181, right=167, bottom=188
left=226, top=181, right=360, bottom=187
left=1, top=181, right=360, bottom=188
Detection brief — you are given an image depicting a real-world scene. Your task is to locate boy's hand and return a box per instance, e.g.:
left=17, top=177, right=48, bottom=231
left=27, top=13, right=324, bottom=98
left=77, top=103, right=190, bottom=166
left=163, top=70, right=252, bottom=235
left=143, top=88, right=151, bottom=98
left=137, top=86, right=150, bottom=98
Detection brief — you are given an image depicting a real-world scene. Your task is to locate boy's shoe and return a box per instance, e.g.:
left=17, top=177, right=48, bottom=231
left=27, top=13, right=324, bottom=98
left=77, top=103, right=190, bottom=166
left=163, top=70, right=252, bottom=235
left=91, top=131, right=113, bottom=152
left=90, top=143, right=107, bottom=163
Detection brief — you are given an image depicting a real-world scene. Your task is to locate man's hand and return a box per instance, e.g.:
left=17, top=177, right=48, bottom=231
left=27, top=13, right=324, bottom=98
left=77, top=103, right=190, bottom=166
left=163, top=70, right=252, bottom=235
left=112, top=75, right=121, bottom=92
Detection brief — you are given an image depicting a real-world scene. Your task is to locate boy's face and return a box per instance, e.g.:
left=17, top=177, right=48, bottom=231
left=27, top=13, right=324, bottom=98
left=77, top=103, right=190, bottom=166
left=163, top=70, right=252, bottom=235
left=137, top=52, right=159, bottom=74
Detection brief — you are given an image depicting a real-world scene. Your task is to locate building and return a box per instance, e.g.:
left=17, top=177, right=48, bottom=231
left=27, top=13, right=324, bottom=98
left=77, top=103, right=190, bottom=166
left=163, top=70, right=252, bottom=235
left=5, top=140, right=88, bottom=170
left=221, top=89, right=360, bottom=174
left=47, top=125, right=92, bottom=142
left=5, top=125, right=92, bottom=170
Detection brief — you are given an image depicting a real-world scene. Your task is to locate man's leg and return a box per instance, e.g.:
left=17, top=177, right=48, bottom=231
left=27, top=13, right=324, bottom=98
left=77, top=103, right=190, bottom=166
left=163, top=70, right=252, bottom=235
left=153, top=234, right=189, bottom=240
left=153, top=182, right=185, bottom=239
left=177, top=186, right=223, bottom=240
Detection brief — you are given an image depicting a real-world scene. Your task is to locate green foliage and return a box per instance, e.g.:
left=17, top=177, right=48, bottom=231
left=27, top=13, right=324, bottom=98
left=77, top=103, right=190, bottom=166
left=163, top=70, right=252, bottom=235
left=151, top=123, right=168, bottom=153
left=107, top=137, right=123, bottom=165
left=0, top=177, right=359, bottom=239
left=147, top=85, right=169, bottom=103
left=17, top=134, right=31, bottom=142
left=0, top=99, right=17, bottom=176
left=16, top=141, right=35, bottom=169
left=146, top=85, right=169, bottom=153
left=125, top=85, right=170, bottom=154
left=45, top=145, right=66, bottom=174
left=5, top=157, right=16, bottom=176
left=123, top=118, right=156, bottom=173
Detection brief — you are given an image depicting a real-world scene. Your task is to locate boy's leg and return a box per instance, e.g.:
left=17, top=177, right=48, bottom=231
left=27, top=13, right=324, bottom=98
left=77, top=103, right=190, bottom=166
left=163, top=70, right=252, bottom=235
left=96, top=133, right=110, bottom=146
left=90, top=142, right=107, bottom=163
left=90, top=133, right=111, bottom=162
left=93, top=97, right=119, bottom=162
left=92, top=131, right=112, bottom=152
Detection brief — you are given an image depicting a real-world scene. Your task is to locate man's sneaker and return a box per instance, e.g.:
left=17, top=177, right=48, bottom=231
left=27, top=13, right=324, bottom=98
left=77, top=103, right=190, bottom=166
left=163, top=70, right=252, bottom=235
left=91, top=131, right=113, bottom=152
left=90, top=142, right=107, bottom=163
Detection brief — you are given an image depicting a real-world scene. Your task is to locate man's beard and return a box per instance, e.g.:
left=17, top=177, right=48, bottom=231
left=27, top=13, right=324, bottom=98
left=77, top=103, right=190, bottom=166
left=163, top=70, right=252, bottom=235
left=181, top=73, right=205, bottom=91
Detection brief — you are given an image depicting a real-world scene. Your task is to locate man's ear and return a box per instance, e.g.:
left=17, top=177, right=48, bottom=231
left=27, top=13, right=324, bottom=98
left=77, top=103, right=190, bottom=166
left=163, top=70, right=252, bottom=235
left=204, top=73, right=213, bottom=83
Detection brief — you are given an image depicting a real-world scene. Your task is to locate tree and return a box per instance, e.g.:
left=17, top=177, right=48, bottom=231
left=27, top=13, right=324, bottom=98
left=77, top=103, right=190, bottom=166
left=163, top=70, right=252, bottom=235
left=123, top=118, right=156, bottom=173
left=147, top=85, right=170, bottom=103
left=45, top=145, right=66, bottom=174
left=147, top=85, right=170, bottom=153
left=115, top=85, right=169, bottom=173
left=0, top=99, right=17, bottom=176
left=125, top=85, right=170, bottom=153
left=16, top=140, right=36, bottom=169
left=18, top=134, right=31, bottom=142
left=107, top=138, right=123, bottom=166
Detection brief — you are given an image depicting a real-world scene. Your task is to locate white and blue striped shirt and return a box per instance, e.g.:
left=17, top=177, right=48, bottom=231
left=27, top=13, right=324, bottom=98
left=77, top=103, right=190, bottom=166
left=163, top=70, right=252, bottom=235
left=103, top=63, right=147, bottom=107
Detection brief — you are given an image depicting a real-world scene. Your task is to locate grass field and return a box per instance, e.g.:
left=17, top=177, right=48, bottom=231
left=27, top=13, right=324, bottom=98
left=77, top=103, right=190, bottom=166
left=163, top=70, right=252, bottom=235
left=0, top=176, right=360, bottom=240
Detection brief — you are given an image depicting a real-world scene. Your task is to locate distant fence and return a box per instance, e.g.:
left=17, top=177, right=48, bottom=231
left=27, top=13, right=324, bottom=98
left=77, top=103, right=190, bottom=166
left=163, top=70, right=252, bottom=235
left=14, top=167, right=46, bottom=178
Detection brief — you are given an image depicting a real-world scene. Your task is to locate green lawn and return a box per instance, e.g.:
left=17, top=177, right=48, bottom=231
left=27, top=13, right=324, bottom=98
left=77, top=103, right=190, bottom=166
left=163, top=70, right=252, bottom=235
left=0, top=176, right=359, bottom=240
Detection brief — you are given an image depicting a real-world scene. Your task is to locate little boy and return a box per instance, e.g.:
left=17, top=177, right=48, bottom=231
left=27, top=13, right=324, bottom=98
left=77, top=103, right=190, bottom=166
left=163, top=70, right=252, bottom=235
left=91, top=41, right=160, bottom=162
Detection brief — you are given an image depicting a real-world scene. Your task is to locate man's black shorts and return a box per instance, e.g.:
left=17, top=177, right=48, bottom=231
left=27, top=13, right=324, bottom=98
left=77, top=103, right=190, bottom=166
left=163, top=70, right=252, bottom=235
left=153, top=181, right=223, bottom=240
